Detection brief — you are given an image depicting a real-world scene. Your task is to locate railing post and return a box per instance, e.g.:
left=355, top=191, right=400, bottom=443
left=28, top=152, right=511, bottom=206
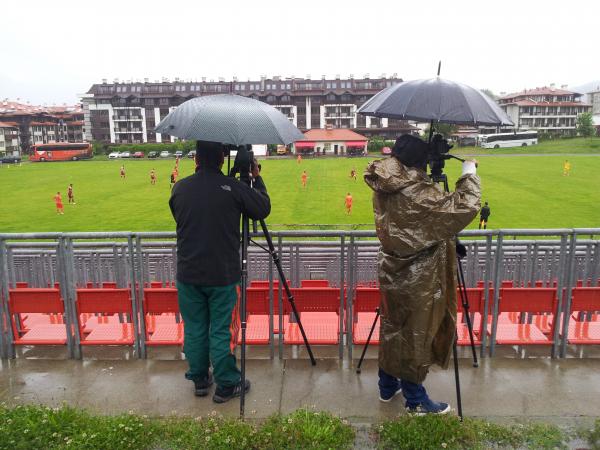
left=135, top=235, right=147, bottom=359
left=339, top=235, right=345, bottom=361
left=347, top=234, right=355, bottom=362
left=59, top=237, right=80, bottom=359
left=479, top=233, right=493, bottom=358
left=127, top=235, right=142, bottom=358
left=489, top=231, right=504, bottom=357
left=0, top=238, right=14, bottom=359
left=277, top=235, right=284, bottom=360
left=559, top=231, right=577, bottom=358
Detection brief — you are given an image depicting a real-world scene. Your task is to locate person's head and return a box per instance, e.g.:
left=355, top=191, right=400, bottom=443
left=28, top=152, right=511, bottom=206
left=195, top=140, right=225, bottom=170
left=484, top=201, right=488, bottom=206
left=347, top=192, right=350, bottom=196
left=69, top=184, right=72, bottom=187
left=57, top=191, right=60, bottom=195
left=392, top=134, right=429, bottom=171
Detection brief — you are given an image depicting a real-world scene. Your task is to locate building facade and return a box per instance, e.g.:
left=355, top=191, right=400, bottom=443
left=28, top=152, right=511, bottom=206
left=294, top=127, right=368, bottom=156
left=81, top=75, right=416, bottom=144
left=0, top=121, right=20, bottom=156
left=498, top=86, right=591, bottom=136
left=0, top=101, right=85, bottom=154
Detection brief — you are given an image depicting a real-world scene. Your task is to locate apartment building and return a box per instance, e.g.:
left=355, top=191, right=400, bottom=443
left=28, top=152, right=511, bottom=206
left=0, top=121, right=20, bottom=156
left=498, top=86, right=591, bottom=136
left=81, top=75, right=417, bottom=144
left=0, top=101, right=85, bottom=153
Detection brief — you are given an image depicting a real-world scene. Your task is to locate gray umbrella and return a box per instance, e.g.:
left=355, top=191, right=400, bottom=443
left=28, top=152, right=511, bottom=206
left=358, top=77, right=513, bottom=126
left=155, top=94, right=305, bottom=146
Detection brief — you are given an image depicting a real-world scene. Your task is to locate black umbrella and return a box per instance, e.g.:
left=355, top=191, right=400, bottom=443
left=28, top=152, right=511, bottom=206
left=357, top=77, right=513, bottom=126
left=155, top=94, right=304, bottom=145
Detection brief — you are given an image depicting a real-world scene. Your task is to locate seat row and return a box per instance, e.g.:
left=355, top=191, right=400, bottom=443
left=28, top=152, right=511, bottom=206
left=4, top=283, right=599, bottom=358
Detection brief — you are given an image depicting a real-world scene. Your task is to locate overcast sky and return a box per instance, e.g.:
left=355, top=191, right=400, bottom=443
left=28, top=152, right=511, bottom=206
left=2, top=0, right=599, bottom=105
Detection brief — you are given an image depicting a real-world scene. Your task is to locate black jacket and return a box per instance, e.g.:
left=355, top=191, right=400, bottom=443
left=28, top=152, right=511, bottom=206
left=169, top=167, right=271, bottom=286
left=480, top=205, right=491, bottom=219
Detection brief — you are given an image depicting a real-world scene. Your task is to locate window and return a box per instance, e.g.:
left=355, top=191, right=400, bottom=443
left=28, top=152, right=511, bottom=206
left=145, top=98, right=154, bottom=106
left=267, top=95, right=275, bottom=102
left=159, top=98, right=169, bottom=105
left=281, top=95, right=290, bottom=102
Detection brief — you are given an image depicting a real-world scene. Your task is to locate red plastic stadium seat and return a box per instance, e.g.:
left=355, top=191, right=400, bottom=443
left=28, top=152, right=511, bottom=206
left=285, top=312, right=339, bottom=345
left=148, top=323, right=184, bottom=345
left=567, top=321, right=600, bottom=345
left=238, top=315, right=271, bottom=345
left=490, top=288, right=557, bottom=346
left=143, top=288, right=182, bottom=346
left=76, top=289, right=135, bottom=346
left=15, top=282, right=29, bottom=288
left=102, top=282, right=117, bottom=289
left=300, top=280, right=330, bottom=288
left=250, top=280, right=279, bottom=288
left=9, top=288, right=67, bottom=346
left=353, top=312, right=380, bottom=345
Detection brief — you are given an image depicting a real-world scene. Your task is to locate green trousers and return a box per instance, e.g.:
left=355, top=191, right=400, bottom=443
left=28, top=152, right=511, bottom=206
left=177, top=281, right=241, bottom=388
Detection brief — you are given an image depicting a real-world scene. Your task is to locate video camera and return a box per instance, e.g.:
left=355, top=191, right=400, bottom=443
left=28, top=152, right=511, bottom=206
left=228, top=144, right=259, bottom=183
left=427, top=133, right=454, bottom=180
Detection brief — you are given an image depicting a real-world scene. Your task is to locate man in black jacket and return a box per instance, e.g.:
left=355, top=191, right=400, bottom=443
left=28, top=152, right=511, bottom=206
left=479, top=201, right=491, bottom=229
left=169, top=141, right=271, bottom=403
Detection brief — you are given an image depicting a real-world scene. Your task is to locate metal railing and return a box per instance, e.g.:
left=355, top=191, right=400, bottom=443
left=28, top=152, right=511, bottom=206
left=1, top=229, right=599, bottom=360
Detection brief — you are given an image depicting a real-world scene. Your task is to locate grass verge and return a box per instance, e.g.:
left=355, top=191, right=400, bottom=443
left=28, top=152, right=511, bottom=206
left=0, top=404, right=355, bottom=450
left=376, top=414, right=569, bottom=449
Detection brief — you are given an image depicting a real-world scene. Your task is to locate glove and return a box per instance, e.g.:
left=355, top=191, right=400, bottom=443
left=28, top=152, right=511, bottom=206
left=461, top=160, right=477, bottom=176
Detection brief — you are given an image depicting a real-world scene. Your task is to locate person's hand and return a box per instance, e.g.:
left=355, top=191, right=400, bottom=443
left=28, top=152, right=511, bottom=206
left=461, top=159, right=478, bottom=176
left=251, top=159, right=261, bottom=178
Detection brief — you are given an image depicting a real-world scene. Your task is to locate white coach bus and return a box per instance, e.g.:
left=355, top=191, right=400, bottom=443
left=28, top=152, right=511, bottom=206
left=479, top=131, right=538, bottom=149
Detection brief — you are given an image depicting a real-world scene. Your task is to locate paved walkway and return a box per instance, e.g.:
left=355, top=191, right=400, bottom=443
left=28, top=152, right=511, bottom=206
left=1, top=355, right=599, bottom=425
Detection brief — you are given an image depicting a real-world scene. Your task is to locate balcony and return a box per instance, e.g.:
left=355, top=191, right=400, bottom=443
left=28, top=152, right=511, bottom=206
left=113, top=116, right=143, bottom=121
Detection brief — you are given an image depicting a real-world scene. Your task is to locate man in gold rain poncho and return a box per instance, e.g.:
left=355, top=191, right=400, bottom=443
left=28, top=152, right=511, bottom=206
left=364, top=134, right=481, bottom=414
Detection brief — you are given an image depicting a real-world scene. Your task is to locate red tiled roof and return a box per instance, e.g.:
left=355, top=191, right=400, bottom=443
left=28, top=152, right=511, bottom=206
left=300, top=128, right=367, bottom=142
left=500, top=87, right=579, bottom=99
left=0, top=101, right=83, bottom=117
left=0, top=121, right=19, bottom=128
left=67, top=121, right=84, bottom=126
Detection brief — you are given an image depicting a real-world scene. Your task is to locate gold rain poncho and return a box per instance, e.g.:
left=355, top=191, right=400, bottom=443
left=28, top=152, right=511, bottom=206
left=364, top=156, right=481, bottom=384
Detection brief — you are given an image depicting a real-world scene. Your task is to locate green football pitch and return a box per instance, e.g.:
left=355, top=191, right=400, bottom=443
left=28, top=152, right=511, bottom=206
left=0, top=152, right=598, bottom=232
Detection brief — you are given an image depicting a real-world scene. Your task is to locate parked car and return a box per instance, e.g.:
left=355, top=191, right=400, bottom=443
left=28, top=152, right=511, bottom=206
left=120, top=151, right=131, bottom=158
left=133, top=151, right=145, bottom=158
left=108, top=151, right=120, bottom=159
left=148, top=151, right=158, bottom=158
left=160, top=150, right=172, bottom=158
left=187, top=150, right=196, bottom=159
left=0, top=154, right=21, bottom=164
left=174, top=150, right=183, bottom=158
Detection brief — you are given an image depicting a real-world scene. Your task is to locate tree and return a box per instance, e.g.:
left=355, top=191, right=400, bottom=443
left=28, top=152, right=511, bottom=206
left=421, top=123, right=457, bottom=139
left=576, top=112, right=596, bottom=139
left=480, top=88, right=498, bottom=100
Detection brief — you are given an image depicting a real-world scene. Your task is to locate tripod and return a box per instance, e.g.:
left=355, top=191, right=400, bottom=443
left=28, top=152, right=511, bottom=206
left=355, top=172, right=478, bottom=421
left=234, top=153, right=316, bottom=419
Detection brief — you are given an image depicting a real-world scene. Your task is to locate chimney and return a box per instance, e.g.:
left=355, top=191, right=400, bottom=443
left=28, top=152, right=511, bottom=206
left=335, top=74, right=340, bottom=80
left=322, top=75, right=326, bottom=80
left=561, top=84, right=568, bottom=89
left=306, top=74, right=311, bottom=80
left=102, top=78, right=107, bottom=84
left=144, top=78, right=149, bottom=83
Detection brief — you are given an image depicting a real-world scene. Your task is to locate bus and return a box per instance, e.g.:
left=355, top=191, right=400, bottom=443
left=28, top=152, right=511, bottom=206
left=30, top=142, right=93, bottom=162
left=478, top=131, right=538, bottom=149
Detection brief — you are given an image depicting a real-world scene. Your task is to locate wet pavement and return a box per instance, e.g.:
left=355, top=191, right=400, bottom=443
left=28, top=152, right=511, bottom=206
left=1, top=353, right=599, bottom=425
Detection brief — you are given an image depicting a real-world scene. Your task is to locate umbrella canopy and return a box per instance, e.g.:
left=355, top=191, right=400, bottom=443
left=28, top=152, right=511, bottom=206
left=155, top=94, right=305, bottom=146
left=358, top=78, right=513, bottom=126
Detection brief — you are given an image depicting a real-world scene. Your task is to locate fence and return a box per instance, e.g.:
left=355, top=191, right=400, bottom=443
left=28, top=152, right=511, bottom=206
left=1, top=229, right=599, bottom=360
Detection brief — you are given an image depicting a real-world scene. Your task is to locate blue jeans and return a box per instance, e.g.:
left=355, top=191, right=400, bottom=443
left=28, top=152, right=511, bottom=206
left=378, top=368, right=428, bottom=407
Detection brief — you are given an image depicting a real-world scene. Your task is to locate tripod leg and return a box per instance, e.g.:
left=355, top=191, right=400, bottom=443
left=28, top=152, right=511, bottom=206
left=452, top=337, right=463, bottom=421
left=239, top=216, right=249, bottom=418
left=259, top=219, right=316, bottom=366
left=356, top=307, right=380, bottom=374
left=456, top=258, right=478, bottom=368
